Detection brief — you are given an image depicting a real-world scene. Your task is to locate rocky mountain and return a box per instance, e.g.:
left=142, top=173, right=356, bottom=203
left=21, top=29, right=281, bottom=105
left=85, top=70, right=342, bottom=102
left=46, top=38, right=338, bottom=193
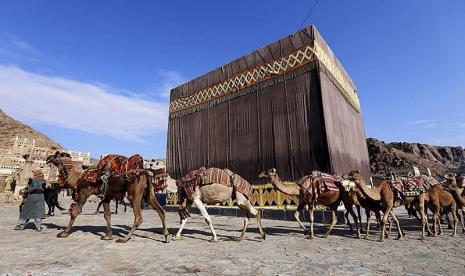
left=367, top=138, right=465, bottom=178
left=0, top=109, right=63, bottom=150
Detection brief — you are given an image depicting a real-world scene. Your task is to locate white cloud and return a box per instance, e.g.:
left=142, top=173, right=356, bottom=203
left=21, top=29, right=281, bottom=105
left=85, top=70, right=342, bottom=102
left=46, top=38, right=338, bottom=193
left=152, top=70, right=185, bottom=98
left=0, top=65, right=170, bottom=142
left=406, top=119, right=438, bottom=129
left=0, top=35, right=39, bottom=62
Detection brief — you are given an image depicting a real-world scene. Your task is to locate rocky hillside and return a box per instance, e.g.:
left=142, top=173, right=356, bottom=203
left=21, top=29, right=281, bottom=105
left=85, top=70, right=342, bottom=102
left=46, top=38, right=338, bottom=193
left=0, top=109, right=63, bottom=150
left=368, top=138, right=465, bottom=178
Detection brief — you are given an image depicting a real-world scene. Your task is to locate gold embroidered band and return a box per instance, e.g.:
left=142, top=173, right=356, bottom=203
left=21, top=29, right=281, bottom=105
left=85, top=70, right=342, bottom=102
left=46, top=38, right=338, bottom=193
left=169, top=42, right=360, bottom=114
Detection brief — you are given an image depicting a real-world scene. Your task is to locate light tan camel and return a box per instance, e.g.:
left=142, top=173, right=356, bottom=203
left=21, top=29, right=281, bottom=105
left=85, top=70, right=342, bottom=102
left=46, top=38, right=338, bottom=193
left=173, top=168, right=266, bottom=242
left=417, top=177, right=458, bottom=239
left=346, top=171, right=403, bottom=241
left=46, top=153, right=170, bottom=243
left=259, top=168, right=360, bottom=239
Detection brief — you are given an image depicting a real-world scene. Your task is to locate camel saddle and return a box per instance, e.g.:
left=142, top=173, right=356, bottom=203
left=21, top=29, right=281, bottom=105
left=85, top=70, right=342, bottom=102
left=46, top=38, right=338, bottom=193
left=78, top=154, right=144, bottom=184
left=177, top=167, right=252, bottom=200
left=224, top=169, right=253, bottom=199
left=149, top=168, right=169, bottom=192
left=297, top=171, right=341, bottom=203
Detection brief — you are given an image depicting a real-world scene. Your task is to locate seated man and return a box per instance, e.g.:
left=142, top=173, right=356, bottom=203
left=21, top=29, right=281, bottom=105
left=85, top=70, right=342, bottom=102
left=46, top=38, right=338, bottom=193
left=15, top=176, right=46, bottom=231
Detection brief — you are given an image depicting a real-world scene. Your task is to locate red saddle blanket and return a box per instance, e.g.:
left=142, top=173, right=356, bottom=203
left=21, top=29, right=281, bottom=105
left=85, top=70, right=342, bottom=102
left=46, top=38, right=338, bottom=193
left=78, top=154, right=144, bottom=183
left=297, top=172, right=340, bottom=193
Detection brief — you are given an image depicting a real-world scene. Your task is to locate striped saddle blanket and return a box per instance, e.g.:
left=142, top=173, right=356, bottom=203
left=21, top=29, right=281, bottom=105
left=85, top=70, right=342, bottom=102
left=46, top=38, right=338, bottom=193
left=297, top=172, right=341, bottom=194
left=224, top=169, right=252, bottom=199
left=178, top=167, right=252, bottom=200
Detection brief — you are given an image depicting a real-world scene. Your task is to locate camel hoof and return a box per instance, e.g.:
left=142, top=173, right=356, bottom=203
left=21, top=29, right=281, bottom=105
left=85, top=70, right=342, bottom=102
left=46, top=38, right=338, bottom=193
left=164, top=235, right=170, bottom=243
left=397, top=236, right=404, bottom=241
left=323, top=234, right=330, bottom=239
left=101, top=235, right=113, bottom=241
left=307, top=235, right=315, bottom=240
left=171, top=235, right=182, bottom=241
left=57, top=231, right=70, bottom=238
left=232, top=237, right=243, bottom=242
left=363, top=235, right=369, bottom=240
left=210, top=238, right=219, bottom=243
left=115, top=238, right=127, bottom=243
left=262, top=233, right=267, bottom=240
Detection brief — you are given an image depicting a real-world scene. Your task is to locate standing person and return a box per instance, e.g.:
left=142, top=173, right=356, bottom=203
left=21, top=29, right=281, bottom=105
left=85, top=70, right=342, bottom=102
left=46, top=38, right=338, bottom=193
left=461, top=174, right=465, bottom=188
left=14, top=172, right=46, bottom=231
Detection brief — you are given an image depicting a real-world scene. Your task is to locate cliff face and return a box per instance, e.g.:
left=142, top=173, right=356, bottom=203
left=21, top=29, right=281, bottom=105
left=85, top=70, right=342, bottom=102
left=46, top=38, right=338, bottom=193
left=0, top=109, right=62, bottom=150
left=367, top=138, right=465, bottom=178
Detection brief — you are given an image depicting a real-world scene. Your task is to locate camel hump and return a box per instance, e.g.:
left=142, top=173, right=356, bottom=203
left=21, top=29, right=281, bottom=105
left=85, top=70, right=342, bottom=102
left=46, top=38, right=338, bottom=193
left=121, top=154, right=144, bottom=173
left=203, top=168, right=231, bottom=187
left=230, top=173, right=252, bottom=199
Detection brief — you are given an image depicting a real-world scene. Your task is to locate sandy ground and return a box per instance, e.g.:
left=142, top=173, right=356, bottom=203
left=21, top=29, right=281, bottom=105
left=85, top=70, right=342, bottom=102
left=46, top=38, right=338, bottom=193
left=1, top=198, right=465, bottom=276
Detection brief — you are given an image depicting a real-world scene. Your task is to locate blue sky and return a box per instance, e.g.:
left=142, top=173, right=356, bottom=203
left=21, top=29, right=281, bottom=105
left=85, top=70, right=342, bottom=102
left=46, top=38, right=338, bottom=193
left=0, top=1, right=464, bottom=159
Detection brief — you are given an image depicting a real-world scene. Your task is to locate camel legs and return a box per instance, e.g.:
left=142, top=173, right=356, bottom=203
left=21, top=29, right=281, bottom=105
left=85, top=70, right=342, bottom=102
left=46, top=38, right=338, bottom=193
left=323, top=206, right=338, bottom=238
left=419, top=198, right=433, bottom=239
left=235, top=207, right=250, bottom=241
left=114, top=201, right=118, bottom=215
left=57, top=192, right=90, bottom=238
left=147, top=190, right=170, bottom=242
left=356, top=205, right=363, bottom=232
left=193, top=198, right=218, bottom=242
left=343, top=200, right=360, bottom=238
left=457, top=209, right=465, bottom=233
left=116, top=184, right=144, bottom=243
left=379, top=206, right=393, bottom=242
left=95, top=200, right=103, bottom=214
left=172, top=200, right=193, bottom=240
left=235, top=192, right=266, bottom=241
left=294, top=202, right=309, bottom=233
left=389, top=211, right=404, bottom=240
left=365, top=210, right=372, bottom=239
left=101, top=199, right=113, bottom=240
left=307, top=204, right=315, bottom=239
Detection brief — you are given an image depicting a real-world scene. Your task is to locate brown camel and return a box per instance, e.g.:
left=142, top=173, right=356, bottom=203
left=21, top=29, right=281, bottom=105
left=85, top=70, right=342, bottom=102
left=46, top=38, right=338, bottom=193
left=444, top=173, right=465, bottom=233
left=346, top=171, right=403, bottom=241
left=46, top=152, right=170, bottom=243
left=173, top=167, right=266, bottom=242
left=416, top=177, right=458, bottom=239
left=259, top=168, right=360, bottom=239
left=345, top=182, right=400, bottom=240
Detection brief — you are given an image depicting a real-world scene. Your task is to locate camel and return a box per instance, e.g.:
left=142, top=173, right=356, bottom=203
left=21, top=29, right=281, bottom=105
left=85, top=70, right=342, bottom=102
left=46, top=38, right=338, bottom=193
left=346, top=171, right=404, bottom=241
left=416, top=176, right=458, bottom=239
left=173, top=167, right=266, bottom=242
left=444, top=173, right=465, bottom=233
left=46, top=152, right=170, bottom=243
left=259, top=168, right=360, bottom=239
left=346, top=182, right=401, bottom=240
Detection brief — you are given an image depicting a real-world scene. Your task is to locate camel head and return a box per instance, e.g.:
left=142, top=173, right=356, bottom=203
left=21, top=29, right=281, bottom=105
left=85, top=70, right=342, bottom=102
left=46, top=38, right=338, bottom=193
left=258, top=168, right=278, bottom=180
left=444, top=173, right=458, bottom=187
left=46, top=151, right=70, bottom=167
left=347, top=170, right=363, bottom=184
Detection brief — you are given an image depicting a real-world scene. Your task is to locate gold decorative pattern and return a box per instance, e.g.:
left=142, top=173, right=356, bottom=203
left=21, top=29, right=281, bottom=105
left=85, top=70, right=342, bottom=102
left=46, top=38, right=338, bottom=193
left=166, top=183, right=300, bottom=209
left=169, top=42, right=360, bottom=114
left=313, top=42, right=360, bottom=111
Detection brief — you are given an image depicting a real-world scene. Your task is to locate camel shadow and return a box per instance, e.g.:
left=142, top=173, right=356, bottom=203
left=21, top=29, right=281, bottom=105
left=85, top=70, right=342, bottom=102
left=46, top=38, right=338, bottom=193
left=42, top=223, right=143, bottom=240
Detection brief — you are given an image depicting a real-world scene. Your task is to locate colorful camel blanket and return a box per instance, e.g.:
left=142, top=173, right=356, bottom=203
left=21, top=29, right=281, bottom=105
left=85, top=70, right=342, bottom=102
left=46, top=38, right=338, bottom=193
left=177, top=167, right=252, bottom=200
left=149, top=168, right=169, bottom=192
left=297, top=172, right=341, bottom=194
left=393, top=176, right=439, bottom=197
left=78, top=154, right=145, bottom=184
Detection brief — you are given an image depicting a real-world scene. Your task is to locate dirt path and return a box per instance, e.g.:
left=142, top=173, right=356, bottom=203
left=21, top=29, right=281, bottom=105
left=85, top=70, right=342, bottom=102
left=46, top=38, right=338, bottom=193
left=1, top=199, right=464, bottom=275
